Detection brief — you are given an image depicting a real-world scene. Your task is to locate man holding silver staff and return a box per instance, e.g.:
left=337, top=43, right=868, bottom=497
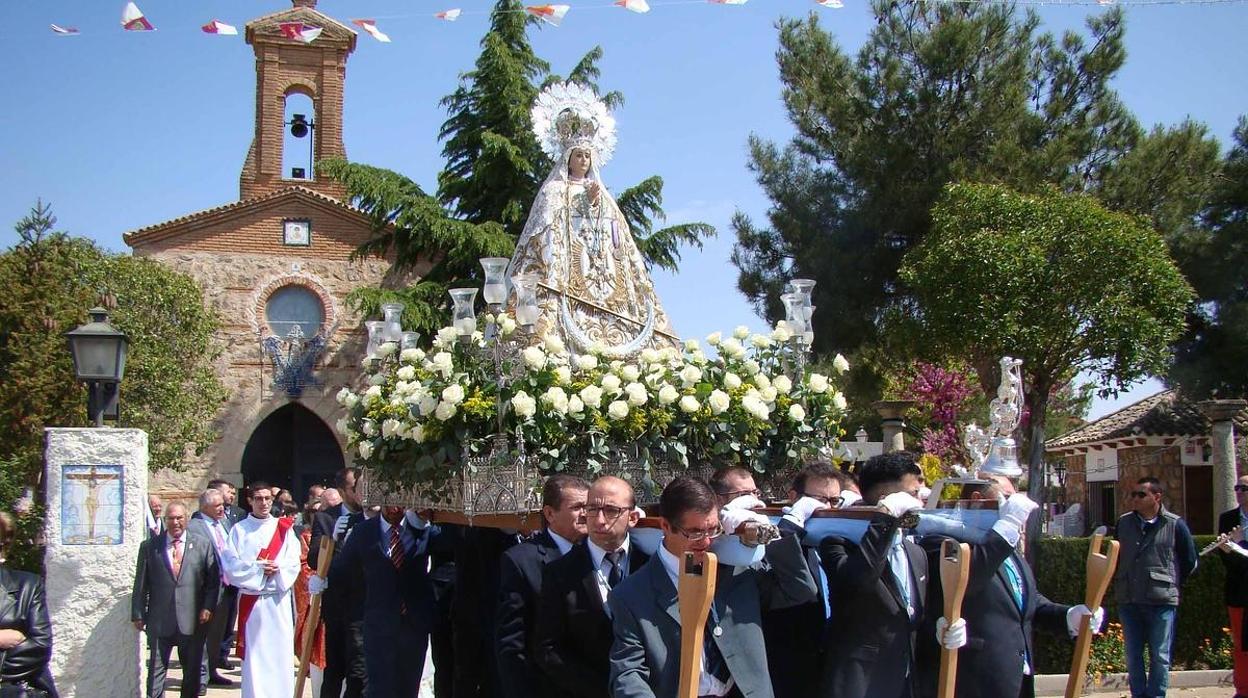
left=917, top=471, right=1104, bottom=698
left=816, top=451, right=966, bottom=698
left=1215, top=474, right=1248, bottom=698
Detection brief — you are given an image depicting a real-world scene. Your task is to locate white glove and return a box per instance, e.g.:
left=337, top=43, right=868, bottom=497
left=991, top=493, right=1040, bottom=547
left=1066, top=604, right=1105, bottom=637
left=781, top=496, right=829, bottom=528
left=307, top=575, right=328, bottom=595
left=1219, top=540, right=1248, bottom=557
left=723, top=494, right=767, bottom=511
left=634, top=506, right=646, bottom=518
left=720, top=507, right=770, bottom=535
left=333, top=513, right=351, bottom=539
left=839, top=490, right=862, bottom=507
left=936, top=617, right=967, bottom=649
left=879, top=491, right=924, bottom=519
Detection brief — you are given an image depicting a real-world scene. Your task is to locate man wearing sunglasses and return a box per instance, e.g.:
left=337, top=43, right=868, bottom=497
left=1216, top=475, right=1248, bottom=698
left=608, top=475, right=817, bottom=698
left=1113, top=476, right=1198, bottom=698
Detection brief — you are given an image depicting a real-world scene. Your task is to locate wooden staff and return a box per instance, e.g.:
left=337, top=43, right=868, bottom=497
left=937, top=539, right=971, bottom=698
left=1064, top=530, right=1120, bottom=698
left=294, top=536, right=335, bottom=698
left=676, top=550, right=718, bottom=698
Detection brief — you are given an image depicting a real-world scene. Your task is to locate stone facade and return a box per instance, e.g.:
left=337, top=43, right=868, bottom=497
left=1117, top=444, right=1185, bottom=518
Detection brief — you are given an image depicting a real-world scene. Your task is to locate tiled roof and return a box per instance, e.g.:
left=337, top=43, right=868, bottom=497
left=122, top=185, right=367, bottom=246
left=1046, top=389, right=1248, bottom=450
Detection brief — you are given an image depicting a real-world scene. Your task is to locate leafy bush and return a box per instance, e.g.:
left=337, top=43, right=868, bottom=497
left=1033, top=534, right=1231, bottom=674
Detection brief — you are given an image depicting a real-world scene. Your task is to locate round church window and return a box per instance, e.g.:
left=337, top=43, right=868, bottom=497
left=265, top=285, right=325, bottom=339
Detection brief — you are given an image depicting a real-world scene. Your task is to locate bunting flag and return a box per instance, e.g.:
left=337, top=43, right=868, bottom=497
left=351, top=19, right=392, bottom=42
left=280, top=22, right=323, bottom=43
left=525, top=4, right=571, bottom=25
left=815, top=0, right=844, bottom=7
left=201, top=19, right=238, bottom=36
left=121, top=2, right=154, bottom=31
left=435, top=9, right=463, bottom=21
left=615, top=0, right=651, bottom=12
left=50, top=24, right=81, bottom=35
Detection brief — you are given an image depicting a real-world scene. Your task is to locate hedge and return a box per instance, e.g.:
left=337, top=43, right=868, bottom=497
left=1032, top=534, right=1232, bottom=674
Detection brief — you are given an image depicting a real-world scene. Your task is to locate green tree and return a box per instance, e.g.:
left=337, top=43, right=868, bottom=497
left=732, top=2, right=1139, bottom=394
left=1168, top=118, right=1248, bottom=398
left=0, top=202, right=226, bottom=568
left=898, top=183, right=1191, bottom=496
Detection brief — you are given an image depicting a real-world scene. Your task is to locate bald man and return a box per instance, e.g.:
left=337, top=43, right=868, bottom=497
left=534, top=476, right=650, bottom=698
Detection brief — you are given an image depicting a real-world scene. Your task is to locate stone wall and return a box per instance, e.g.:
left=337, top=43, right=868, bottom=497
left=1063, top=452, right=1086, bottom=519
left=1117, top=444, right=1184, bottom=518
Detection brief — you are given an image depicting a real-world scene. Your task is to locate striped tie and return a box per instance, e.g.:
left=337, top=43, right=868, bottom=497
left=389, top=525, right=406, bottom=615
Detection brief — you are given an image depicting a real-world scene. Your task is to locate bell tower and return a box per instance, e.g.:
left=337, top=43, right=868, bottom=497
left=239, top=0, right=356, bottom=200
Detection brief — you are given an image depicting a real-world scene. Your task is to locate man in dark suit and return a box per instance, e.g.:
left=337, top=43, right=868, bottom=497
left=207, top=478, right=245, bottom=667
left=1217, top=474, right=1248, bottom=698
left=762, top=461, right=843, bottom=698
left=132, top=502, right=220, bottom=698
left=608, top=475, right=818, bottom=698
left=310, top=468, right=367, bottom=698
left=329, top=506, right=451, bottom=698
left=534, top=476, right=648, bottom=697
left=495, top=474, right=589, bottom=698
left=818, top=451, right=952, bottom=698
left=918, top=473, right=1099, bottom=698
left=188, top=488, right=234, bottom=689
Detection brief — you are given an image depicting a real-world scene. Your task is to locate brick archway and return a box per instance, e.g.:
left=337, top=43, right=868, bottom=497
left=252, top=273, right=338, bottom=337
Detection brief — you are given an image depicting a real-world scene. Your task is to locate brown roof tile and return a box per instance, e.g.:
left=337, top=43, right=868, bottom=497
left=1046, top=389, right=1248, bottom=450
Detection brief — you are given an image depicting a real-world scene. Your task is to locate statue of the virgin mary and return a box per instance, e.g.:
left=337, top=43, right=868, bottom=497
left=507, top=83, right=678, bottom=357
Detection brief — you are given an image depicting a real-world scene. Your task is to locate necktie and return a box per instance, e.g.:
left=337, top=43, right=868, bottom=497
left=605, top=549, right=624, bottom=589
left=704, top=605, right=731, bottom=683
left=389, top=525, right=407, bottom=615
left=1002, top=556, right=1025, bottom=611
left=888, top=532, right=913, bottom=618
left=171, top=537, right=183, bottom=578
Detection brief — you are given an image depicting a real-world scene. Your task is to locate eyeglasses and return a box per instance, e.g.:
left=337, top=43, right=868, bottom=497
left=585, top=505, right=628, bottom=520
left=1129, top=491, right=1152, bottom=499
left=804, top=494, right=844, bottom=508
left=721, top=488, right=762, bottom=501
left=1235, top=485, right=1248, bottom=493
left=672, top=522, right=724, bottom=542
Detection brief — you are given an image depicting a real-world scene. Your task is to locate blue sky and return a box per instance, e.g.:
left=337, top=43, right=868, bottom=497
left=2, top=0, right=1245, bottom=420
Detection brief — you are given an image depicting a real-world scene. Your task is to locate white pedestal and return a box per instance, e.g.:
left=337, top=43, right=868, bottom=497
left=44, top=427, right=148, bottom=698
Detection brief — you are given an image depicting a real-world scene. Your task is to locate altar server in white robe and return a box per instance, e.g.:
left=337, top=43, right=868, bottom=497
left=222, top=481, right=301, bottom=698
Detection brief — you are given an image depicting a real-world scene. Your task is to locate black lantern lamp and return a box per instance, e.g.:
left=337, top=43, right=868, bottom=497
left=66, top=307, right=129, bottom=427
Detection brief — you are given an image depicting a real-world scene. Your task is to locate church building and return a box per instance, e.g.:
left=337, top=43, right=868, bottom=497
left=124, top=0, right=415, bottom=500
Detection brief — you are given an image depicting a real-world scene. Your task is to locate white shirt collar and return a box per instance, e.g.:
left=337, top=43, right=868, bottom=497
left=657, top=543, right=682, bottom=588
left=548, top=529, right=575, bottom=555
left=588, top=536, right=631, bottom=569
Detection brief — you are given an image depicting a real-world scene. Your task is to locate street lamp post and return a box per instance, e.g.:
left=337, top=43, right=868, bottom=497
left=65, top=307, right=129, bottom=427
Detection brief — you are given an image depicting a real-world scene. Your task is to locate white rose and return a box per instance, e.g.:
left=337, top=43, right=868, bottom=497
left=368, top=374, right=387, bottom=387
left=522, top=346, right=548, bottom=371
left=658, top=384, right=679, bottom=405
left=808, top=373, right=829, bottom=394
left=432, top=352, right=454, bottom=376
left=358, top=441, right=374, bottom=460
left=543, top=334, right=566, bottom=354
left=364, top=385, right=384, bottom=404
left=576, top=354, right=599, bottom=371
left=706, top=331, right=722, bottom=346
left=601, top=374, right=622, bottom=394
left=733, top=325, right=750, bottom=339
left=410, top=424, right=426, bottom=443
left=683, top=339, right=700, bottom=352
left=760, top=386, right=778, bottom=403
left=754, top=373, right=772, bottom=389
left=742, top=394, right=770, bottom=421
left=580, top=385, right=604, bottom=409
left=624, top=383, right=648, bottom=407
left=435, top=401, right=457, bottom=421
left=397, top=365, right=416, bottom=381
left=441, top=384, right=465, bottom=405
left=640, top=348, right=660, bottom=364
left=833, top=354, right=850, bottom=374
left=708, top=390, right=731, bottom=415
left=678, top=365, right=702, bottom=387
left=723, top=373, right=742, bottom=390
left=621, top=364, right=641, bottom=382
left=436, top=326, right=459, bottom=347
left=500, top=316, right=517, bottom=335
left=512, top=391, right=537, bottom=419
left=336, top=387, right=353, bottom=405
left=400, top=347, right=424, bottom=364
left=789, top=404, right=807, bottom=422
left=541, top=387, right=569, bottom=414
left=361, top=419, right=377, bottom=437
left=750, top=334, right=772, bottom=349
left=679, top=395, right=701, bottom=413
left=568, top=395, right=585, bottom=414
left=660, top=347, right=681, bottom=363
left=418, top=395, right=439, bottom=417
left=832, top=391, right=848, bottom=411
left=344, top=393, right=360, bottom=409
left=335, top=417, right=350, bottom=435
left=381, top=418, right=402, bottom=438
left=771, top=324, right=793, bottom=343
left=607, top=400, right=630, bottom=420
left=377, top=342, right=397, bottom=358
left=773, top=375, right=793, bottom=394
left=553, top=365, right=572, bottom=385
left=742, top=359, right=761, bottom=376
left=690, top=350, right=708, bottom=365
left=719, top=338, right=746, bottom=359
left=645, top=370, right=666, bottom=387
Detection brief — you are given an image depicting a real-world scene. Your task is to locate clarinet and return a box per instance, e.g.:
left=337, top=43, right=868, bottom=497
left=1199, top=525, right=1243, bottom=556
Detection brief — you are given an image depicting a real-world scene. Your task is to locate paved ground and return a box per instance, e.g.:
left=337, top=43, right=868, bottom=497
left=163, top=654, right=438, bottom=697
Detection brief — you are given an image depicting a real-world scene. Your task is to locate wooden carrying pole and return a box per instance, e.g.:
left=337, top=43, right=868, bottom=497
left=294, top=536, right=335, bottom=698
left=937, top=539, right=971, bottom=698
left=1064, top=530, right=1120, bottom=698
left=676, top=551, right=718, bottom=698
